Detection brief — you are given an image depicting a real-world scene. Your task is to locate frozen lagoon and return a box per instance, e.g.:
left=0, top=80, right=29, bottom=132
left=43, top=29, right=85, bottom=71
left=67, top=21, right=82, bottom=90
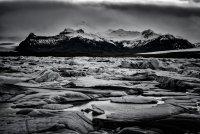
left=0, top=56, right=200, bottom=134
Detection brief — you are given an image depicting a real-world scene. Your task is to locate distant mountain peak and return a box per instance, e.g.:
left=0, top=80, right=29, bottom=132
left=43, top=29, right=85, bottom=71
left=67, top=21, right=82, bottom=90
left=112, top=29, right=127, bottom=32
left=104, top=29, right=141, bottom=41
left=60, top=28, right=75, bottom=34
left=109, top=29, right=139, bottom=34
left=77, top=29, right=84, bottom=33
left=141, top=29, right=156, bottom=38
left=60, top=28, right=85, bottom=35
left=142, top=29, right=154, bottom=34
left=27, top=32, right=36, bottom=38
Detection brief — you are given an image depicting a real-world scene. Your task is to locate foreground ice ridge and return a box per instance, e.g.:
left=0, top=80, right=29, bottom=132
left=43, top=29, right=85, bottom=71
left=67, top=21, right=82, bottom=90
left=0, top=56, right=200, bottom=134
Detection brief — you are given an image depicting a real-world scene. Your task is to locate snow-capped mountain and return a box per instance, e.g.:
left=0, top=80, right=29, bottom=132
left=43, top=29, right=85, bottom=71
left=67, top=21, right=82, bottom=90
left=16, top=29, right=119, bottom=55
left=117, top=33, right=194, bottom=51
left=16, top=28, right=195, bottom=56
left=194, top=42, right=200, bottom=48
left=100, top=29, right=194, bottom=52
left=99, top=29, right=161, bottom=49
left=129, top=34, right=194, bottom=52
left=60, top=28, right=114, bottom=44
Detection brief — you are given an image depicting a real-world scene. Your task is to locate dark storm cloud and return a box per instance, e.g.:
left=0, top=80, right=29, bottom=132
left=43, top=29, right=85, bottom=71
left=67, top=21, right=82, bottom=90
left=0, top=43, right=15, bottom=46
left=192, top=0, right=200, bottom=2
left=101, top=2, right=200, bottom=43
left=0, top=36, right=23, bottom=42
left=101, top=3, right=200, bottom=43
left=0, top=1, right=122, bottom=42
left=0, top=1, right=88, bottom=41
left=103, top=3, right=200, bottom=18
left=0, top=0, right=200, bottom=44
left=0, top=1, right=75, bottom=12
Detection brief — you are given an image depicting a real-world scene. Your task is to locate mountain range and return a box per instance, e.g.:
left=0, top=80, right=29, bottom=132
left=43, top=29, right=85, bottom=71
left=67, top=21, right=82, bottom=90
left=15, top=28, right=195, bottom=56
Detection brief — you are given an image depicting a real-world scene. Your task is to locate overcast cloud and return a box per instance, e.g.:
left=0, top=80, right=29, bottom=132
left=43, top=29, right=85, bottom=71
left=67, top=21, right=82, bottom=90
left=0, top=0, right=200, bottom=44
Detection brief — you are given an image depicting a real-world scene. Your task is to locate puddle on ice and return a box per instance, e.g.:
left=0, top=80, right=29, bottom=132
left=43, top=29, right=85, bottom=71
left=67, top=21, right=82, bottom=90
left=64, top=98, right=164, bottom=120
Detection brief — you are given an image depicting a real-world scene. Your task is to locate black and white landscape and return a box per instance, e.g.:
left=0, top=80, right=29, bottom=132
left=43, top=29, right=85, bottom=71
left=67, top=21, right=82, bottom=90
left=1, top=0, right=200, bottom=134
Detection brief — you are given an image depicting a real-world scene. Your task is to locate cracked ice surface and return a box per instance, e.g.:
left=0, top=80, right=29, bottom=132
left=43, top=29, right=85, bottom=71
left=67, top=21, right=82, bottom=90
left=0, top=56, right=200, bottom=134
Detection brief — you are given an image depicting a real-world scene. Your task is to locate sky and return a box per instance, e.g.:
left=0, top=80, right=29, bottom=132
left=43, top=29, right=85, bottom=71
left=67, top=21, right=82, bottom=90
left=0, top=0, right=200, bottom=48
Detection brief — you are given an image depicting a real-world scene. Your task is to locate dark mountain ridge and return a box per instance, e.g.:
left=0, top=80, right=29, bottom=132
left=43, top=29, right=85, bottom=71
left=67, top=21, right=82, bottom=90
left=15, top=28, right=195, bottom=56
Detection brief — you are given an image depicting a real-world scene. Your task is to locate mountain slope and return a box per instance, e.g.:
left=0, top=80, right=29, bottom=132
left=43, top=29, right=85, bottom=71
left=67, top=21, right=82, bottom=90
left=117, top=34, right=194, bottom=52
left=16, top=29, right=121, bottom=55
